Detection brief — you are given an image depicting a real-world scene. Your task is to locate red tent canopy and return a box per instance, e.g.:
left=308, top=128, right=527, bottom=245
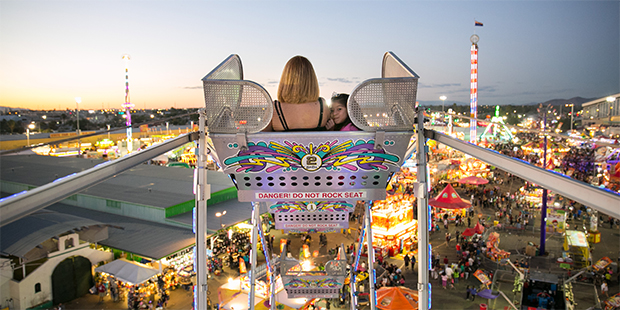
left=376, top=286, right=418, bottom=310
left=457, top=176, right=489, bottom=185
left=474, top=222, right=485, bottom=234
left=461, top=228, right=477, bottom=237
left=428, top=184, right=471, bottom=209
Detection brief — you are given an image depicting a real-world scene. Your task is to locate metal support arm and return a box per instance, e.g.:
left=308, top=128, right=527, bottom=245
left=0, top=133, right=198, bottom=227
left=425, top=130, right=620, bottom=218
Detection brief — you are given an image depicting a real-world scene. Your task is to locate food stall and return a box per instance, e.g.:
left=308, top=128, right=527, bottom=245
left=563, top=230, right=590, bottom=269
left=371, top=194, right=418, bottom=256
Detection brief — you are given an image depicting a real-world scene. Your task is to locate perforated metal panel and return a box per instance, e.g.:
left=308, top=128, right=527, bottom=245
left=347, top=52, right=419, bottom=131
left=280, top=244, right=347, bottom=298
left=269, top=201, right=355, bottom=233
left=202, top=55, right=273, bottom=133
left=209, top=131, right=413, bottom=202
left=348, top=78, right=418, bottom=131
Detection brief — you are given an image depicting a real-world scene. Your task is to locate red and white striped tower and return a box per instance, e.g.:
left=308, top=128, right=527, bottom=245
left=469, top=34, right=479, bottom=143
left=122, top=54, right=134, bottom=151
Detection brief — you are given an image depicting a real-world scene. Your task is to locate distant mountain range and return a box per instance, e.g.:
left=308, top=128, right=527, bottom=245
left=534, top=97, right=596, bottom=108
left=0, top=106, right=30, bottom=113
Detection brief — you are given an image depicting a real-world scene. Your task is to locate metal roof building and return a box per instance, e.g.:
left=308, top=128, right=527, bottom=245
left=0, top=155, right=255, bottom=260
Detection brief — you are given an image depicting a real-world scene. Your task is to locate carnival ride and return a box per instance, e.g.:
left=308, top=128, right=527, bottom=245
left=2, top=51, right=619, bottom=310
left=202, top=52, right=419, bottom=310
left=479, top=106, right=513, bottom=142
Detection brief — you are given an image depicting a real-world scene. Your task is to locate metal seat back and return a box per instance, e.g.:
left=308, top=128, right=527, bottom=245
left=203, top=53, right=418, bottom=203
left=348, top=52, right=419, bottom=131
left=202, top=54, right=273, bottom=133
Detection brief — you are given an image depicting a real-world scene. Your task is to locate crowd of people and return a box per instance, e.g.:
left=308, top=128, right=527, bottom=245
left=93, top=276, right=170, bottom=310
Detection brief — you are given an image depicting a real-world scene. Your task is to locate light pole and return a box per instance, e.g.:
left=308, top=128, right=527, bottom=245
left=565, top=103, right=574, bottom=132
left=75, top=97, right=81, bottom=155
left=26, top=123, right=35, bottom=146
left=440, top=95, right=447, bottom=113
left=607, top=96, right=615, bottom=125
left=215, top=211, right=227, bottom=228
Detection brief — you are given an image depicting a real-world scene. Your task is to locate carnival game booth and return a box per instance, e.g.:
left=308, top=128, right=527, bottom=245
left=203, top=52, right=419, bottom=309
left=371, top=194, right=418, bottom=256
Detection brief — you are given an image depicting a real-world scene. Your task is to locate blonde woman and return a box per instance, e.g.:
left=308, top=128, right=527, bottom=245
left=266, top=56, right=330, bottom=131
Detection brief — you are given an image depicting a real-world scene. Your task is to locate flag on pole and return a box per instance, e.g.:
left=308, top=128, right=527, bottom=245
left=475, top=21, right=484, bottom=27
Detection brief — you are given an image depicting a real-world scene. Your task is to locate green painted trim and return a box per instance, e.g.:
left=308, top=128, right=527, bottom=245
left=165, top=186, right=237, bottom=218
left=166, top=199, right=195, bottom=218
left=208, top=186, right=238, bottom=205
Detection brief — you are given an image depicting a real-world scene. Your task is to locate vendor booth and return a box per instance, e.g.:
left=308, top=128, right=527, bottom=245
left=95, top=258, right=160, bottom=285
left=371, top=194, right=418, bottom=256
left=563, top=230, right=590, bottom=269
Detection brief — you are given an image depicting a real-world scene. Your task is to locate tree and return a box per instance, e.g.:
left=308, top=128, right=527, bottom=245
left=7, top=119, right=16, bottom=133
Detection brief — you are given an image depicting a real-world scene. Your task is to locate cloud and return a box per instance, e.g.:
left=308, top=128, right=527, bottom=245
left=418, top=83, right=461, bottom=89
left=326, top=77, right=357, bottom=84
left=183, top=86, right=202, bottom=89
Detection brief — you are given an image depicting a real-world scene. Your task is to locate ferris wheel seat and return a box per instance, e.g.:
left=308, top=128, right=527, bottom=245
left=203, top=52, right=419, bottom=202
left=209, top=131, right=413, bottom=203
left=280, top=244, right=347, bottom=298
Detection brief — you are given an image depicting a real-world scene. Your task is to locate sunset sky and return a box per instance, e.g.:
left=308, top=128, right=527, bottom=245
left=0, top=1, right=618, bottom=110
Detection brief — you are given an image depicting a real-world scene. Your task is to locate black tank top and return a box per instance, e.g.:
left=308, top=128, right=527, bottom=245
left=273, top=98, right=327, bottom=131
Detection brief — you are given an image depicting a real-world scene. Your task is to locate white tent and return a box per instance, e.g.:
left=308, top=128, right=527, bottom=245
left=95, top=258, right=159, bottom=285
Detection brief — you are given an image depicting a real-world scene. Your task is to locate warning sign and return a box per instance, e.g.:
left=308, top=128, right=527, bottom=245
left=283, top=223, right=341, bottom=229
left=255, top=191, right=366, bottom=200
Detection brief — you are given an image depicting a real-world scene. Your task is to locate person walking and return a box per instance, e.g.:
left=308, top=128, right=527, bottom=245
left=411, top=254, right=416, bottom=271
left=470, top=286, right=478, bottom=301
left=441, top=272, right=448, bottom=289
left=404, top=253, right=410, bottom=270
left=601, top=281, right=609, bottom=298
left=97, top=282, right=106, bottom=303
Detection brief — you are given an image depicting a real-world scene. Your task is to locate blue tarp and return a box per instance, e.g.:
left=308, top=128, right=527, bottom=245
left=477, top=289, right=500, bottom=299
